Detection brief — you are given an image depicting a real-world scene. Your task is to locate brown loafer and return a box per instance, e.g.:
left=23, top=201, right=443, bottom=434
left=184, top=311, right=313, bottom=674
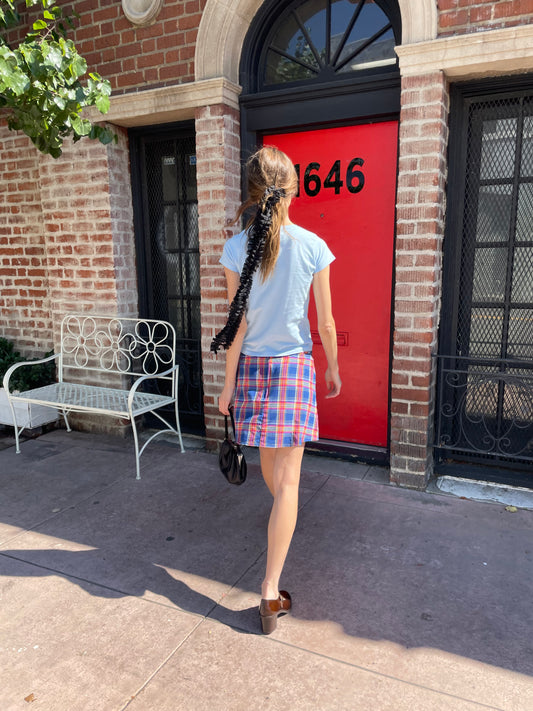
left=259, top=590, right=292, bottom=634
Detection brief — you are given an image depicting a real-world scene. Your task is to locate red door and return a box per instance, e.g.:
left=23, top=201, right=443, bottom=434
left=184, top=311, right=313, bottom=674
left=264, top=122, right=398, bottom=447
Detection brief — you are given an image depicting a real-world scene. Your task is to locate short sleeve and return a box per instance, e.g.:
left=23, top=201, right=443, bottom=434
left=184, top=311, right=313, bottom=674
left=314, top=237, right=335, bottom=273
left=220, top=236, right=241, bottom=273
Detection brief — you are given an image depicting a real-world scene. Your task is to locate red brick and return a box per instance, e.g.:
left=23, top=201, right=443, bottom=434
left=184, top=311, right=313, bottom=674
left=402, top=73, right=443, bottom=90
left=165, top=49, right=181, bottom=64
left=392, top=358, right=429, bottom=373
left=412, top=374, right=431, bottom=388
left=437, top=0, right=460, bottom=9
left=410, top=403, right=430, bottom=417
left=137, top=52, right=165, bottom=69
left=159, top=63, right=188, bottom=81
left=177, top=13, right=201, bottom=30
left=391, top=373, right=409, bottom=386
left=511, top=0, right=533, bottom=14
left=93, top=4, right=120, bottom=24
left=439, top=9, right=469, bottom=27
left=156, top=34, right=179, bottom=49
left=470, top=4, right=493, bottom=22
left=94, top=34, right=119, bottom=50
left=142, top=38, right=156, bottom=53
left=395, top=330, right=434, bottom=345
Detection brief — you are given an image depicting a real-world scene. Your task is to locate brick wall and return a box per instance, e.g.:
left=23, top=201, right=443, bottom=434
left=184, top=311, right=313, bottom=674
left=38, top=132, right=130, bottom=326
left=107, top=127, right=138, bottom=317
left=1, top=120, right=136, bottom=401
left=438, top=0, right=533, bottom=36
left=8, top=0, right=205, bottom=94
left=390, top=71, right=450, bottom=489
left=0, top=124, right=53, bottom=357
left=195, top=104, right=241, bottom=448
left=28, top=0, right=206, bottom=94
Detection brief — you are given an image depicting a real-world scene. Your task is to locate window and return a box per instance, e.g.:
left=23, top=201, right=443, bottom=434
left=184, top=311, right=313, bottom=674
left=262, top=0, right=398, bottom=88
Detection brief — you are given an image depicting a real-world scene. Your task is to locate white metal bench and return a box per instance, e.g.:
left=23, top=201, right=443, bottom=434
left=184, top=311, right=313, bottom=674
left=2, top=314, right=185, bottom=479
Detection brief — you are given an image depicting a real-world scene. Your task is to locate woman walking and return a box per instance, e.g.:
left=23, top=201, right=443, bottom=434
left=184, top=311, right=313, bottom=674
left=213, top=145, right=341, bottom=634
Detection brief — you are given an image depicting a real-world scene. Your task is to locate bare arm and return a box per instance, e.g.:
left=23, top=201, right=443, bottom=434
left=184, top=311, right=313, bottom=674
left=312, top=265, right=341, bottom=399
left=218, top=267, right=247, bottom=415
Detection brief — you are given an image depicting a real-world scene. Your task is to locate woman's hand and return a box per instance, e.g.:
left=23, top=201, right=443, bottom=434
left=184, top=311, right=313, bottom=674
left=325, top=367, right=342, bottom=399
left=218, top=384, right=235, bottom=415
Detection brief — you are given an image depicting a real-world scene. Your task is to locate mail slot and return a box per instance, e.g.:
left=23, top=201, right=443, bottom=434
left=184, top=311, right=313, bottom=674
left=311, top=331, right=349, bottom=347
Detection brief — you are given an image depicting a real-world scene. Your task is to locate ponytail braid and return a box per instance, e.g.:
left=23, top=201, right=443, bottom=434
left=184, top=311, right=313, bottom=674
left=210, top=187, right=285, bottom=354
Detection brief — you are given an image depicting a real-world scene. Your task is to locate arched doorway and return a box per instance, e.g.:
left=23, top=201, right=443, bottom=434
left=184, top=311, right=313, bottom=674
left=240, top=0, right=402, bottom=458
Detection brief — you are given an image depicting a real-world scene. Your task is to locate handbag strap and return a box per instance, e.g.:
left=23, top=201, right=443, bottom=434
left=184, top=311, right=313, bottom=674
left=225, top=406, right=237, bottom=440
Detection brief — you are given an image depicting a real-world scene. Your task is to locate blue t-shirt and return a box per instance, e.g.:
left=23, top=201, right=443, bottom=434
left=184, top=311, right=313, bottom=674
left=220, top=224, right=335, bottom=357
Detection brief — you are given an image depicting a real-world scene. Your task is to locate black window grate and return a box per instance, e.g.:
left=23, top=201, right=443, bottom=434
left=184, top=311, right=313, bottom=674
left=437, top=87, right=533, bottom=473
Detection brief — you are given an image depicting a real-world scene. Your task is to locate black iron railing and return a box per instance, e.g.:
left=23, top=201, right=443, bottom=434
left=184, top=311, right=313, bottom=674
left=434, top=355, right=533, bottom=464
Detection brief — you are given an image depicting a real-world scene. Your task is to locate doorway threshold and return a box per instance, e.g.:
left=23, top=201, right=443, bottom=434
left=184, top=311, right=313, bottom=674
left=305, top=438, right=388, bottom=464
left=433, top=475, right=533, bottom=511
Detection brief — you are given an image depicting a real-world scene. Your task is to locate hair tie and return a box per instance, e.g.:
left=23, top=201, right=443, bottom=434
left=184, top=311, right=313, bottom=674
left=262, top=186, right=286, bottom=207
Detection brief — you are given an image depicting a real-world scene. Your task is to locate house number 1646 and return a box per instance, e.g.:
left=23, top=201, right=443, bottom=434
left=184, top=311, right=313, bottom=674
left=294, top=158, right=365, bottom=197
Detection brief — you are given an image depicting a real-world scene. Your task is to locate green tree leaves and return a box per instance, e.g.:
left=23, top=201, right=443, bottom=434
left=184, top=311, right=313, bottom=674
left=0, top=0, right=115, bottom=157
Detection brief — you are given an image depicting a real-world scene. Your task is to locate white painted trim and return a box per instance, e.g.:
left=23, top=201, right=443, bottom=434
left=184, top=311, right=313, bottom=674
left=121, top=0, right=164, bottom=26
left=396, top=24, right=533, bottom=79
left=89, top=78, right=242, bottom=128
left=196, top=0, right=262, bottom=83
left=397, top=0, right=437, bottom=45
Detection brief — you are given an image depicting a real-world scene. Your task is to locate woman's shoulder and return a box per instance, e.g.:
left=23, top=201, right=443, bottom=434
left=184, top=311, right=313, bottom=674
left=223, top=229, right=248, bottom=254
left=284, top=224, right=328, bottom=248
left=226, top=228, right=248, bottom=244
left=285, top=223, right=317, bottom=238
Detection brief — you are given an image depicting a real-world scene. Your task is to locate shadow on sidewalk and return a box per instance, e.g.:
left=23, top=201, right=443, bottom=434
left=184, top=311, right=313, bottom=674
left=1, top=430, right=532, bottom=680
left=0, top=547, right=262, bottom=633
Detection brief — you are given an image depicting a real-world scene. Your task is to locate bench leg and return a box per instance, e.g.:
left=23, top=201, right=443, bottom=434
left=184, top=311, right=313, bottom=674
left=61, top=409, right=72, bottom=432
left=5, top=397, right=21, bottom=454
left=131, top=415, right=142, bottom=480
left=174, top=398, right=185, bottom=453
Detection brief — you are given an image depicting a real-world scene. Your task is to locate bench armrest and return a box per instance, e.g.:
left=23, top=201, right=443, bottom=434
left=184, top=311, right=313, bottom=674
left=2, top=353, right=60, bottom=394
left=127, top=364, right=179, bottom=408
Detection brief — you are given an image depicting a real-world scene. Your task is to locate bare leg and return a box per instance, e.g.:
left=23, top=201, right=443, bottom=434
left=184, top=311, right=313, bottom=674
left=261, top=445, right=305, bottom=601
left=259, top=447, right=275, bottom=496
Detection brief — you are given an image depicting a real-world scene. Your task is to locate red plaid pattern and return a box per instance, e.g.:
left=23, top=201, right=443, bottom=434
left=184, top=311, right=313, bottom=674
left=233, top=352, right=319, bottom=448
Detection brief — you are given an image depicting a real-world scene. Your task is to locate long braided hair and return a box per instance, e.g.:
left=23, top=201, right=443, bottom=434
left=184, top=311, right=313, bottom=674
left=210, top=146, right=298, bottom=354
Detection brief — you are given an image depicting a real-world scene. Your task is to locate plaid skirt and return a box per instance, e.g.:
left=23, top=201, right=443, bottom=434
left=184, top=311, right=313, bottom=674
left=233, top=352, right=319, bottom=448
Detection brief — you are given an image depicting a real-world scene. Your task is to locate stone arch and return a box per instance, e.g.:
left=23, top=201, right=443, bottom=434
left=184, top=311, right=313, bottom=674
left=195, top=0, right=438, bottom=83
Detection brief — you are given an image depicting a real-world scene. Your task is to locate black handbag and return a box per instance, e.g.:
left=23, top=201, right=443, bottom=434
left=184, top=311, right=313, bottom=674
left=219, top=407, right=247, bottom=485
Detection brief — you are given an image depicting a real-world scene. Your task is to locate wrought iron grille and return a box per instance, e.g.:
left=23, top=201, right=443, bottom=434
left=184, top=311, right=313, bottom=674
left=132, top=128, right=204, bottom=432
left=437, top=87, right=533, bottom=473
left=434, top=356, right=533, bottom=465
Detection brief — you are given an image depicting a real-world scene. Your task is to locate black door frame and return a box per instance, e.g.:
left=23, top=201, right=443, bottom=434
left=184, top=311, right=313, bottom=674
left=129, top=121, right=205, bottom=434
left=241, top=72, right=401, bottom=155
left=436, top=74, right=533, bottom=485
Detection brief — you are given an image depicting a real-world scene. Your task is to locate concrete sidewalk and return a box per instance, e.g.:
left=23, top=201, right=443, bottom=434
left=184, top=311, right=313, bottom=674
left=0, top=429, right=532, bottom=711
